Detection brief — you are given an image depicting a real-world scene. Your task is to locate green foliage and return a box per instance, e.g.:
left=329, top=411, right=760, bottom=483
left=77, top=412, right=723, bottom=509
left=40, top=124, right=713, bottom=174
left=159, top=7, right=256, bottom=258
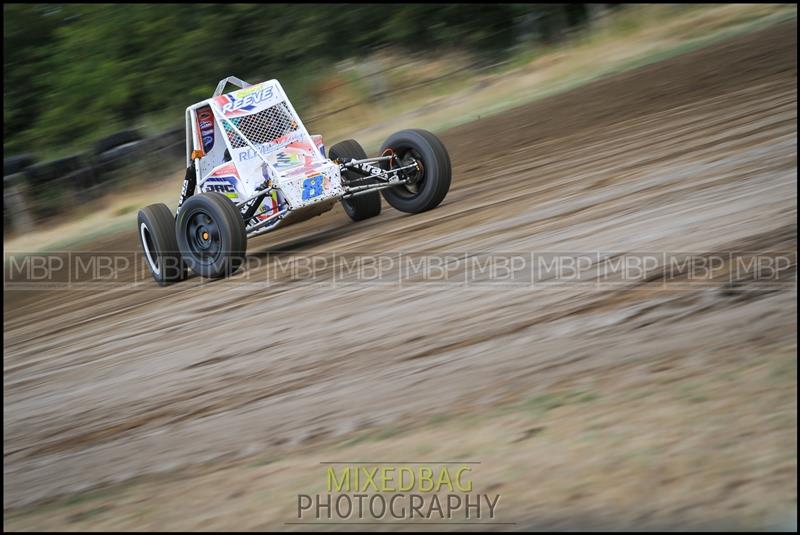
left=3, top=4, right=598, bottom=157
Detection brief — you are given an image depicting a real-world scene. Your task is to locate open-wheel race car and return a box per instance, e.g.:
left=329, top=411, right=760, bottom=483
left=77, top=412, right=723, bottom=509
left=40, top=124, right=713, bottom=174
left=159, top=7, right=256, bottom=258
left=137, top=76, right=451, bottom=284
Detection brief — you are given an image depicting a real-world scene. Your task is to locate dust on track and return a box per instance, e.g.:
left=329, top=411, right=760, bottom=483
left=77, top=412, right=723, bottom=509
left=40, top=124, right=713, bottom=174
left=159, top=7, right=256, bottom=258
left=3, top=21, right=797, bottom=515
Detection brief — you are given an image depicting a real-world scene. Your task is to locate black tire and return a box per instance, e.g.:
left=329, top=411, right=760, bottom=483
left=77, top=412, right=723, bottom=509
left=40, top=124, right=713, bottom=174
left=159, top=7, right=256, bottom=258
left=4, top=154, right=35, bottom=176
left=63, top=166, right=97, bottom=190
left=93, top=129, right=143, bottom=156
left=380, top=129, right=451, bottom=213
left=23, top=155, right=84, bottom=187
left=94, top=140, right=148, bottom=167
left=176, top=192, right=247, bottom=278
left=138, top=203, right=187, bottom=285
left=329, top=139, right=381, bottom=221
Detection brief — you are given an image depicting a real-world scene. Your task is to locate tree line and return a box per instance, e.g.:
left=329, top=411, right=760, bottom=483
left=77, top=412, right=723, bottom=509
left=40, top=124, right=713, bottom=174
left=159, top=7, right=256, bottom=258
left=4, top=4, right=616, bottom=158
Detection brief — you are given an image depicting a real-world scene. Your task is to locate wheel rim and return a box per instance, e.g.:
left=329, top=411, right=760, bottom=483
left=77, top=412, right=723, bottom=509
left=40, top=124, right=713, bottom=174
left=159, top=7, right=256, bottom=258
left=184, top=210, right=222, bottom=265
left=392, top=149, right=425, bottom=199
left=140, top=222, right=160, bottom=276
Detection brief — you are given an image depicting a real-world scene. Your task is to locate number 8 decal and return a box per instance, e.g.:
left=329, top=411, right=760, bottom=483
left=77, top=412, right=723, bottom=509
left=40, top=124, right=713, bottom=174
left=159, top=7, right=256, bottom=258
left=302, top=175, right=324, bottom=200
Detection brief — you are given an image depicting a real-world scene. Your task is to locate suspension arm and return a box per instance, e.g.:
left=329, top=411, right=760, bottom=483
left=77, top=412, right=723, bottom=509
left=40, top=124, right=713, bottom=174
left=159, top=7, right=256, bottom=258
left=338, top=158, right=419, bottom=184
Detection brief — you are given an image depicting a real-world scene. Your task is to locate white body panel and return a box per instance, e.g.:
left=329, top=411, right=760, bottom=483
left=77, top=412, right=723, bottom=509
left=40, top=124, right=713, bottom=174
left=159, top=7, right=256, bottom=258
left=185, top=79, right=342, bottom=230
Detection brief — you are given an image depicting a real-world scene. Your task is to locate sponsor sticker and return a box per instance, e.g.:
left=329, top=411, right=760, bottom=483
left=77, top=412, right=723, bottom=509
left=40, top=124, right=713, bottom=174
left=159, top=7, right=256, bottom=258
left=217, top=84, right=276, bottom=115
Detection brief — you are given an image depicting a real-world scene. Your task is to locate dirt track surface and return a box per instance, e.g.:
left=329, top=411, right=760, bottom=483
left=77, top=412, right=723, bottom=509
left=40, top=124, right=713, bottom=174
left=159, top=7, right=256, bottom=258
left=4, top=21, right=797, bottom=522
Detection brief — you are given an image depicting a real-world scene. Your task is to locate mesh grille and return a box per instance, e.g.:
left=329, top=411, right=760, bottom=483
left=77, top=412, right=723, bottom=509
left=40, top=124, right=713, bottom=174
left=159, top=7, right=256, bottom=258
left=223, top=101, right=299, bottom=149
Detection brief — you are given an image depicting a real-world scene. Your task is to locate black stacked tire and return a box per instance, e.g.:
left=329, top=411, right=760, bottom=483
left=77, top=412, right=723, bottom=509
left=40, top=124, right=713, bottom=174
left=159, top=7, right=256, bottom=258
left=4, top=154, right=35, bottom=176
left=93, top=129, right=143, bottom=156
left=380, top=129, right=451, bottom=213
left=138, top=203, right=187, bottom=285
left=329, top=139, right=381, bottom=221
left=24, top=155, right=84, bottom=187
left=176, top=192, right=247, bottom=278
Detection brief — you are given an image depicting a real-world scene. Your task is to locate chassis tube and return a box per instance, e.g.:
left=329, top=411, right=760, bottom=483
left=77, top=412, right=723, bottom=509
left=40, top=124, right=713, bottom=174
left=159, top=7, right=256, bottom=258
left=343, top=179, right=408, bottom=196
left=176, top=165, right=197, bottom=215
left=245, top=209, right=286, bottom=233
left=340, top=155, right=394, bottom=165
left=340, top=162, right=418, bottom=184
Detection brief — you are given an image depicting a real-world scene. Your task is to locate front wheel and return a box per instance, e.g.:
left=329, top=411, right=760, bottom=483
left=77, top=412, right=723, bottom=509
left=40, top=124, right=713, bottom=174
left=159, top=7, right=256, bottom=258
left=137, top=203, right=187, bottom=285
left=176, top=192, right=247, bottom=278
left=380, top=129, right=451, bottom=213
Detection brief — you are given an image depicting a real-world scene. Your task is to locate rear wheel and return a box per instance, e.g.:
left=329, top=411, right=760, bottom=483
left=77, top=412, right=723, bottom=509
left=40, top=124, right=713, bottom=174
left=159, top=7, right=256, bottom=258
left=176, top=192, right=247, bottom=278
left=380, top=129, right=451, bottom=213
left=330, top=139, right=381, bottom=221
left=137, top=203, right=186, bottom=285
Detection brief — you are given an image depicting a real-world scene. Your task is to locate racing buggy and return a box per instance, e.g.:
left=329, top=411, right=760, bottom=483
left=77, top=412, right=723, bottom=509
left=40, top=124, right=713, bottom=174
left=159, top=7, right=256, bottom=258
left=137, top=76, right=451, bottom=284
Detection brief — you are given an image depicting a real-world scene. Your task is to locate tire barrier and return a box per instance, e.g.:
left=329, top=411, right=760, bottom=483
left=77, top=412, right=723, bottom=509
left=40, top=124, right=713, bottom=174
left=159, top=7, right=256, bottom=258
left=3, top=154, right=35, bottom=177
left=3, top=173, right=35, bottom=235
left=23, top=155, right=85, bottom=187
left=92, top=129, right=144, bottom=156
left=3, top=130, right=185, bottom=229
